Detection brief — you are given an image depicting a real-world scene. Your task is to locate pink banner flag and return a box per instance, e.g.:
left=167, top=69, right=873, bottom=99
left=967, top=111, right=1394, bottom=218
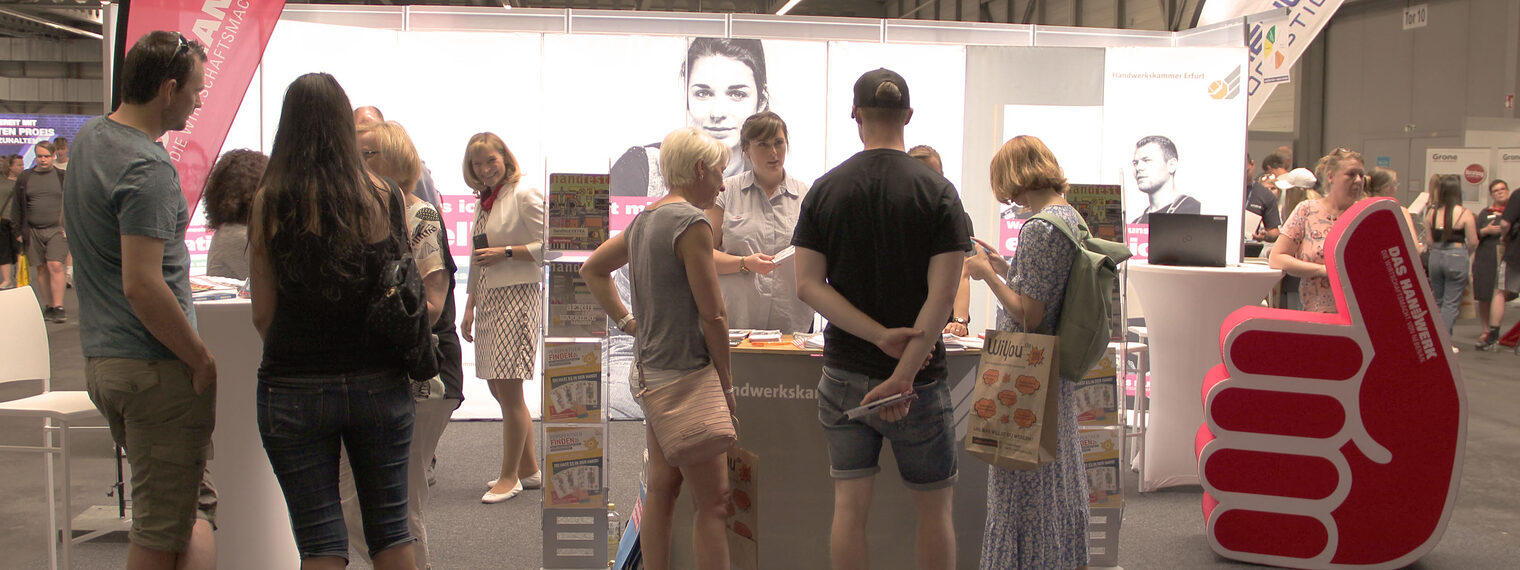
left=123, top=0, right=285, bottom=210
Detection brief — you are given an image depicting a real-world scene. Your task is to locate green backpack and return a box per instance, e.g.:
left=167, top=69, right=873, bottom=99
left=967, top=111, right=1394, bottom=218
left=1030, top=211, right=1132, bottom=380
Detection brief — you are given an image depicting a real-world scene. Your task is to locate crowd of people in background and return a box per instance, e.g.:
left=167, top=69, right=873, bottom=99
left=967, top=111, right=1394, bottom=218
left=21, top=26, right=1520, bottom=570
left=1253, top=145, right=1520, bottom=355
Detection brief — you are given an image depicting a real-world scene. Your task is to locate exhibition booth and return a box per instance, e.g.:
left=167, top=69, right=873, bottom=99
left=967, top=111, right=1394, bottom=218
left=95, top=3, right=1480, bottom=570
left=173, top=6, right=1254, bottom=423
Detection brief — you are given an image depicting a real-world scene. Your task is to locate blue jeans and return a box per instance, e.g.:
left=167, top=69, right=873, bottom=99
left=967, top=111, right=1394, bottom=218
left=1427, top=244, right=1470, bottom=336
left=816, top=366, right=958, bottom=490
left=258, top=369, right=415, bottom=560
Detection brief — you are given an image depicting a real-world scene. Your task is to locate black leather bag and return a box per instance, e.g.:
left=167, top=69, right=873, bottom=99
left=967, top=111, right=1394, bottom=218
left=367, top=181, right=439, bottom=381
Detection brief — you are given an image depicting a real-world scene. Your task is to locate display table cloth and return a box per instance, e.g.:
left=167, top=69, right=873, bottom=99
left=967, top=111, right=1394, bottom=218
left=197, top=300, right=300, bottom=568
left=1128, top=263, right=1281, bottom=491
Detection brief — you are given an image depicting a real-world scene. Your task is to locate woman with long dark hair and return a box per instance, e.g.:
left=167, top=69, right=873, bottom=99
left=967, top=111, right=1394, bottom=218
left=249, top=72, right=416, bottom=569
left=1424, top=175, right=1478, bottom=340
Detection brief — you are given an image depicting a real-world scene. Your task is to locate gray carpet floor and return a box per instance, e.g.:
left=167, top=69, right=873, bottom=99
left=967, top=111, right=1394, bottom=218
left=3, top=287, right=1517, bottom=568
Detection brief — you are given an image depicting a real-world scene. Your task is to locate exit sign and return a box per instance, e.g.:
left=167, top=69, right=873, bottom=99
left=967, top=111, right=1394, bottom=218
left=1404, top=4, right=1428, bottom=30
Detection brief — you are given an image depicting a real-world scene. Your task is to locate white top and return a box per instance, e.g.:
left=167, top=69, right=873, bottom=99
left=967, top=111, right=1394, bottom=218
left=470, top=181, right=545, bottom=292
left=713, top=170, right=814, bottom=334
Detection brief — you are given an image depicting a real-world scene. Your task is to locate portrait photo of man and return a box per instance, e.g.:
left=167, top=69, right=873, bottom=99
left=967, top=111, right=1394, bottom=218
left=1130, top=134, right=1201, bottom=224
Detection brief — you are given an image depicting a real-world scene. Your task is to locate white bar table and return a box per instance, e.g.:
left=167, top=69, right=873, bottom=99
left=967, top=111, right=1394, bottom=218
left=197, top=300, right=299, bottom=568
left=1128, top=263, right=1281, bottom=491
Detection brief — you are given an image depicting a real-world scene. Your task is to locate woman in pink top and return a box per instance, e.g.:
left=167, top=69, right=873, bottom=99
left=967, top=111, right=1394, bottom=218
left=1271, top=148, right=1366, bottom=313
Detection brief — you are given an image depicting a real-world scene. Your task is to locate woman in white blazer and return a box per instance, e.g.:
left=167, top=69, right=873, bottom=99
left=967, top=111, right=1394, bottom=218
left=460, top=132, right=546, bottom=503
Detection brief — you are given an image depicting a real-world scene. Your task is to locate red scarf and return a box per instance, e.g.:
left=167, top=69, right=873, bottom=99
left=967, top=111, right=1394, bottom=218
left=480, top=183, right=504, bottom=212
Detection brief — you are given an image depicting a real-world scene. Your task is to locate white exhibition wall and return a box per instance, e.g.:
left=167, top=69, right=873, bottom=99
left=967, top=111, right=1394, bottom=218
left=204, top=11, right=1248, bottom=419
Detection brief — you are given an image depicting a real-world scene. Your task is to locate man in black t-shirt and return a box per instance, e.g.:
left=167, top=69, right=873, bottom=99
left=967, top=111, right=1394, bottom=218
left=1485, top=189, right=1520, bottom=352
left=793, top=68, right=970, bottom=569
left=1244, top=154, right=1281, bottom=243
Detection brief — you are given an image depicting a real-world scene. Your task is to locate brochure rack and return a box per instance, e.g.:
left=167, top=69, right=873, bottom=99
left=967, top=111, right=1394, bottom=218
left=541, top=174, right=614, bottom=569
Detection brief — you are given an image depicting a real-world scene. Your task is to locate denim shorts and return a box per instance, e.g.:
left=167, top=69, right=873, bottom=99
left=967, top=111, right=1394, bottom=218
left=258, top=369, right=416, bottom=560
left=816, top=366, right=958, bottom=490
left=86, top=357, right=217, bottom=552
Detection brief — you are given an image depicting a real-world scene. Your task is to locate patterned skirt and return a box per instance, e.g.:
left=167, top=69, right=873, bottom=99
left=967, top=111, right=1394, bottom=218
left=474, top=283, right=542, bottom=380
left=980, top=379, right=1090, bottom=569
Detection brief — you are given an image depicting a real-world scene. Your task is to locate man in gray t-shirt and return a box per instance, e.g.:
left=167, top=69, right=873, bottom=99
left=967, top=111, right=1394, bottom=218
left=64, top=31, right=219, bottom=565
left=14, top=141, right=68, bottom=319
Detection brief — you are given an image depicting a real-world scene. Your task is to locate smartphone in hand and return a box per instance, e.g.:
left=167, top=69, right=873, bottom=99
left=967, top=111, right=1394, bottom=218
left=473, top=234, right=490, bottom=250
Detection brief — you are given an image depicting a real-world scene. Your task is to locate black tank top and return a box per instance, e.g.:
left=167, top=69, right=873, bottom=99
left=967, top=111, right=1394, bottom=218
left=1432, top=207, right=1467, bottom=244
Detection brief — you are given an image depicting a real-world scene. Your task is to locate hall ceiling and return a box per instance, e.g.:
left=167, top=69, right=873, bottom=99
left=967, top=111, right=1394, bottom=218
left=0, top=0, right=1211, bottom=39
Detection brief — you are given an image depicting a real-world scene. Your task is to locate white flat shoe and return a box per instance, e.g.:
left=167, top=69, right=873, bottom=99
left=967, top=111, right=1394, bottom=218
left=488, top=471, right=544, bottom=490
left=521, top=471, right=543, bottom=489
left=482, top=480, right=524, bottom=504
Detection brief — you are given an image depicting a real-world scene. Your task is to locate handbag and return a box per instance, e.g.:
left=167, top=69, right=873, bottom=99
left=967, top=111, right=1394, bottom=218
left=965, top=328, right=1062, bottom=471
left=366, top=180, right=440, bottom=382
left=636, top=362, right=737, bottom=466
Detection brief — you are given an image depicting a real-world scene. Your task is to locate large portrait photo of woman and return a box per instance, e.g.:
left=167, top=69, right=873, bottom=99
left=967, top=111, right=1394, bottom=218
left=611, top=37, right=770, bottom=197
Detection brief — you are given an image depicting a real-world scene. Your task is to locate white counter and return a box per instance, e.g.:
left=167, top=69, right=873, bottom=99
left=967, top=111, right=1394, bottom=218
left=197, top=299, right=299, bottom=568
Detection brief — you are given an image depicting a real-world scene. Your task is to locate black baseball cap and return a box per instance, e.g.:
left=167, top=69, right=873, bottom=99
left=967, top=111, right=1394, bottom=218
left=853, top=68, right=910, bottom=109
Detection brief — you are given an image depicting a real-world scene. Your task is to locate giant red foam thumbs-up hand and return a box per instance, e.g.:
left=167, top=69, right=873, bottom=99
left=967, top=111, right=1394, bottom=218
left=1196, top=199, right=1466, bottom=569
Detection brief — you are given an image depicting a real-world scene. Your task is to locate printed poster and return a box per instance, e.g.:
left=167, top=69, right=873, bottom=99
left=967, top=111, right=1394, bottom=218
left=545, top=426, right=607, bottom=508
left=548, top=262, right=606, bottom=339
left=548, top=173, right=610, bottom=251
left=1103, top=47, right=1249, bottom=264
left=1423, top=148, right=1491, bottom=210
left=543, top=342, right=602, bottom=422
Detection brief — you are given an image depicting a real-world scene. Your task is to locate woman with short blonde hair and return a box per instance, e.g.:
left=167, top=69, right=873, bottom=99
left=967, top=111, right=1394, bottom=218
left=346, top=119, right=462, bottom=568
left=358, top=121, right=422, bottom=192
left=583, top=126, right=735, bottom=570
left=659, top=126, right=730, bottom=189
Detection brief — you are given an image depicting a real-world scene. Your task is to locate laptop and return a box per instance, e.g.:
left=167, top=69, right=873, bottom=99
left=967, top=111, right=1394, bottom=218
left=1148, top=213, right=1228, bottom=267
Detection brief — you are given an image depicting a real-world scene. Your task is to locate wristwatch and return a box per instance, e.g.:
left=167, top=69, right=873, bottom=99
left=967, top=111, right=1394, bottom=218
left=505, top=246, right=514, bottom=258
left=615, top=313, right=636, bottom=332
left=738, top=256, right=751, bottom=274
left=950, top=316, right=969, bottom=326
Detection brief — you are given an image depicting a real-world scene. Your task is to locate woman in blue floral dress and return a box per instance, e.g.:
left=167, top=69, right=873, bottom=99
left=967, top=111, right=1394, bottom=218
left=965, top=135, right=1090, bottom=569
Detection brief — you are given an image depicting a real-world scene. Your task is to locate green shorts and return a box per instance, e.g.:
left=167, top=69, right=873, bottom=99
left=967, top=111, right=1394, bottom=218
left=85, top=357, right=217, bottom=552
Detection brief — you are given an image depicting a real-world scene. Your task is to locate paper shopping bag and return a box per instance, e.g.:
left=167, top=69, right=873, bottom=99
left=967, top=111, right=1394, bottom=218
left=726, top=446, right=759, bottom=570
left=965, top=329, right=1062, bottom=471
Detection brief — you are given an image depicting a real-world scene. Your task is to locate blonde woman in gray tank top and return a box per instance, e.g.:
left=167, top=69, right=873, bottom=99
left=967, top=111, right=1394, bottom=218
left=583, top=127, right=736, bottom=570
